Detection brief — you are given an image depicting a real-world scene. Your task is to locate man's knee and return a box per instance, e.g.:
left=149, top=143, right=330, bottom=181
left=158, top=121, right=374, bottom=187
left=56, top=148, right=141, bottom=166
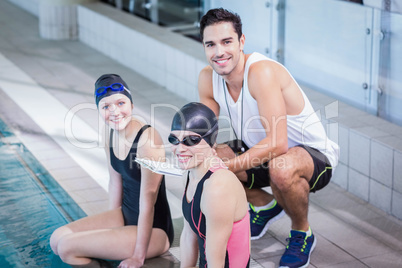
left=235, top=170, right=248, bottom=183
left=268, top=157, right=295, bottom=192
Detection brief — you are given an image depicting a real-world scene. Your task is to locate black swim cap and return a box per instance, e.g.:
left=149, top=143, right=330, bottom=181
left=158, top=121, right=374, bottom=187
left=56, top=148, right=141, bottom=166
left=171, top=102, right=219, bottom=147
left=94, top=74, right=133, bottom=106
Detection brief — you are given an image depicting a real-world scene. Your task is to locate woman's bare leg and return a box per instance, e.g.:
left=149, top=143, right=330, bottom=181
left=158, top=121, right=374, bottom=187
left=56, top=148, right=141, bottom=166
left=50, top=208, right=170, bottom=266
left=50, top=208, right=124, bottom=255
left=57, top=226, right=169, bottom=266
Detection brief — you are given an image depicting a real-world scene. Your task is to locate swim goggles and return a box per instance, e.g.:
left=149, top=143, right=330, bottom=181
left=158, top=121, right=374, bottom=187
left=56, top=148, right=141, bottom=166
left=95, top=83, right=131, bottom=97
left=168, top=134, right=204, bottom=146
left=168, top=122, right=219, bottom=146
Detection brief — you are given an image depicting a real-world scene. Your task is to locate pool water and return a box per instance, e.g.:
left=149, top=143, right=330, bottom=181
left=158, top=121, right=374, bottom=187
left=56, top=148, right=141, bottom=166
left=0, top=118, right=86, bottom=267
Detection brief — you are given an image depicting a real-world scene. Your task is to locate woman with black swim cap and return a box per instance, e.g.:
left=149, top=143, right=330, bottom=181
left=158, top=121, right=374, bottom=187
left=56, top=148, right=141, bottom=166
left=169, top=102, right=251, bottom=268
left=50, top=74, right=174, bottom=268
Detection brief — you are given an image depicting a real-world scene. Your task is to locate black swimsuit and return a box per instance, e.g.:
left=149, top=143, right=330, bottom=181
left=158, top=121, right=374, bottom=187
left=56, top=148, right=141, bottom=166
left=110, top=125, right=174, bottom=245
left=182, top=170, right=250, bottom=268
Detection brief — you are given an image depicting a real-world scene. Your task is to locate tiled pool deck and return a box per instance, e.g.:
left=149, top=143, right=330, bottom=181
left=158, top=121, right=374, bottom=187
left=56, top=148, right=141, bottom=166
left=1, top=1, right=402, bottom=267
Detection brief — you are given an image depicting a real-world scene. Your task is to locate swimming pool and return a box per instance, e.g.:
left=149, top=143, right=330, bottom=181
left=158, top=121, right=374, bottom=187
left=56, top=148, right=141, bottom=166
left=0, top=118, right=86, bottom=267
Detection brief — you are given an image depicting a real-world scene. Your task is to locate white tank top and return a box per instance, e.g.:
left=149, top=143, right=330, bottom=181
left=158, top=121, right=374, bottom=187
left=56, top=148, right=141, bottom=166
left=212, top=52, right=339, bottom=169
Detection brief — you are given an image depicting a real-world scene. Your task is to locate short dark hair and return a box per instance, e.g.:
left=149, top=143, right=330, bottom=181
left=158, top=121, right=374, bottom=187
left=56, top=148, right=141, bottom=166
left=199, top=8, right=242, bottom=41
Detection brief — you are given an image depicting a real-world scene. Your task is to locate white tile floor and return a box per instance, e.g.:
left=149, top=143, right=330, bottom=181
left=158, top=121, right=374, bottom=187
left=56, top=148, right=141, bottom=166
left=1, top=1, right=402, bottom=267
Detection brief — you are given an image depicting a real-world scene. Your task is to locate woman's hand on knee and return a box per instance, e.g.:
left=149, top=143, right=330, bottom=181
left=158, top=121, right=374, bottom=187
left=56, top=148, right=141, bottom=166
left=118, top=257, right=144, bottom=268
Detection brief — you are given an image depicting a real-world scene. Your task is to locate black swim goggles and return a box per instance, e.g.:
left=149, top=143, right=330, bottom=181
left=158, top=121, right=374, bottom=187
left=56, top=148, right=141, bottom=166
left=95, top=83, right=131, bottom=97
left=169, top=123, right=218, bottom=147
left=168, top=134, right=204, bottom=146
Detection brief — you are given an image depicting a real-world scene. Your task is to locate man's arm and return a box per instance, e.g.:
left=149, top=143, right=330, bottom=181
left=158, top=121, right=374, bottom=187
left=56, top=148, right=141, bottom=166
left=198, top=66, right=220, bottom=117
left=227, top=61, right=289, bottom=173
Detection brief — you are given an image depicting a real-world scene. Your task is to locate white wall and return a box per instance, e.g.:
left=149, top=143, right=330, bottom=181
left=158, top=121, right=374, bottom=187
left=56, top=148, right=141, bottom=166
left=7, top=0, right=39, bottom=17
left=284, top=0, right=377, bottom=112
left=78, top=3, right=207, bottom=102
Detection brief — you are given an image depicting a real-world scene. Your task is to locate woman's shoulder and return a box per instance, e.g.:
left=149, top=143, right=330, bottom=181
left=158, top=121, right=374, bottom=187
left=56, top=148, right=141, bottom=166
left=133, top=120, right=164, bottom=160
left=201, top=169, right=245, bottom=218
left=134, top=122, right=161, bottom=145
left=205, top=169, right=238, bottom=191
left=125, top=119, right=151, bottom=143
left=210, top=168, right=233, bottom=177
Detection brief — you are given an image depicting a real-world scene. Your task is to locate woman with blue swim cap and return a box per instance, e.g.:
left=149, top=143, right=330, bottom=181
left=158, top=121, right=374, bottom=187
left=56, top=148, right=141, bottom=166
left=50, top=74, right=174, bottom=267
left=169, top=102, right=251, bottom=267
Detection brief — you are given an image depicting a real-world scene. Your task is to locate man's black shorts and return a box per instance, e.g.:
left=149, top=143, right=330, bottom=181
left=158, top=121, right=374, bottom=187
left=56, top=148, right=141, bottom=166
left=225, top=140, right=332, bottom=192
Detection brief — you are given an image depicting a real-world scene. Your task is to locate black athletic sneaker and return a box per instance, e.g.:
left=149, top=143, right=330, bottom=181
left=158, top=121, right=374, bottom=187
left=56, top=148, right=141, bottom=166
left=249, top=200, right=285, bottom=240
left=279, top=229, right=316, bottom=268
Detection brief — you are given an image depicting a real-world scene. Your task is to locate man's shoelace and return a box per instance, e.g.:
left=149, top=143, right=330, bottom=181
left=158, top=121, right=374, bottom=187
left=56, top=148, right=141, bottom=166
left=285, top=234, right=307, bottom=254
left=251, top=211, right=268, bottom=225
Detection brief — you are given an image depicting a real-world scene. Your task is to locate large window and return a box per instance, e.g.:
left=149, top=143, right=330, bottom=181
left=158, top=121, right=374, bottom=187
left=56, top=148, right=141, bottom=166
left=102, top=0, right=202, bottom=40
left=103, top=0, right=201, bottom=26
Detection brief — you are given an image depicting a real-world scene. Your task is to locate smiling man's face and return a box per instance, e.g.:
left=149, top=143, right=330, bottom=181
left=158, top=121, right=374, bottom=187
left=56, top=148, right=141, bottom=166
left=202, top=22, right=245, bottom=77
